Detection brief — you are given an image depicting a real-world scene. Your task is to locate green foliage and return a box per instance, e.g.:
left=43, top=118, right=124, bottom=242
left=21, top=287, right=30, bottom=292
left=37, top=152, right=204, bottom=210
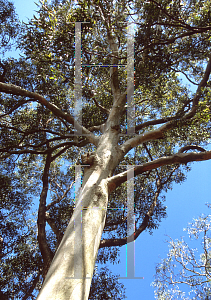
left=0, top=159, right=43, bottom=299
left=0, top=0, right=19, bottom=54
left=134, top=0, right=211, bottom=92
left=1, top=0, right=211, bottom=298
left=89, top=266, right=126, bottom=299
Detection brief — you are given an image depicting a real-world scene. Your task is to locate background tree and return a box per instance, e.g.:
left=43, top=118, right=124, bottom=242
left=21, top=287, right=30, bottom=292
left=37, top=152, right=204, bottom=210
left=152, top=204, right=211, bottom=300
left=1, top=0, right=211, bottom=299
left=0, top=2, right=43, bottom=299
left=0, top=0, right=19, bottom=54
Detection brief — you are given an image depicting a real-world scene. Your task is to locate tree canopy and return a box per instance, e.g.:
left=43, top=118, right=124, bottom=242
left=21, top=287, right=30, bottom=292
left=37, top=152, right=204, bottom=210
left=1, top=0, right=211, bottom=299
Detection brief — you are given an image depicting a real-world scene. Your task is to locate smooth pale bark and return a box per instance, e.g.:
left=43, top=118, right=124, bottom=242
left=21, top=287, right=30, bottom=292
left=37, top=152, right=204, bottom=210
left=37, top=130, right=120, bottom=300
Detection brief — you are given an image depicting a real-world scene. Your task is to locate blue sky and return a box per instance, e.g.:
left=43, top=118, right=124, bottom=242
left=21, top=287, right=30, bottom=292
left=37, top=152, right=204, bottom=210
left=113, top=159, right=211, bottom=299
left=10, top=1, right=211, bottom=299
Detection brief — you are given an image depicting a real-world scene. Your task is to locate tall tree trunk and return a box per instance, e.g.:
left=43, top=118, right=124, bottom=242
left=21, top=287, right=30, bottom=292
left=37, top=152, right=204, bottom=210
left=37, top=129, right=120, bottom=300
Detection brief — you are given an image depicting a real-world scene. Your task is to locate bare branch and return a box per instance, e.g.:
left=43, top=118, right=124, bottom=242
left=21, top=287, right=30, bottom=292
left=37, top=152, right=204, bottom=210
left=170, top=68, right=198, bottom=85
left=0, top=98, right=36, bottom=119
left=46, top=181, right=74, bottom=211
left=97, top=3, right=121, bottom=100
left=178, top=145, right=206, bottom=153
left=87, top=89, right=110, bottom=115
left=93, top=97, right=110, bottom=115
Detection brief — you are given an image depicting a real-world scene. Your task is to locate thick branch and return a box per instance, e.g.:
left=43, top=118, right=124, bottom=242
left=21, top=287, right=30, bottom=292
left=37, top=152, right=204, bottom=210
left=51, top=139, right=88, bottom=161
left=108, top=150, right=211, bottom=194
left=120, top=120, right=172, bottom=155
left=0, top=82, right=99, bottom=146
left=105, top=90, right=128, bottom=130
left=37, top=153, right=54, bottom=277
left=135, top=116, right=174, bottom=132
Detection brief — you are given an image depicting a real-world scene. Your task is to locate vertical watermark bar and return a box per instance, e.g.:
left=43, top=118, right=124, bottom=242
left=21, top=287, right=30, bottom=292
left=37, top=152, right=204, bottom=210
left=127, top=23, right=135, bottom=135
left=74, top=165, right=83, bottom=278
left=74, top=22, right=82, bottom=135
left=126, top=166, right=135, bottom=277
left=119, top=165, right=143, bottom=279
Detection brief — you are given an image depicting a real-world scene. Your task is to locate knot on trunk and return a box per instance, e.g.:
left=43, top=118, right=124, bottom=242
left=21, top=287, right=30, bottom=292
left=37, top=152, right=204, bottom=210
left=81, top=152, right=95, bottom=166
left=111, top=124, right=120, bottom=132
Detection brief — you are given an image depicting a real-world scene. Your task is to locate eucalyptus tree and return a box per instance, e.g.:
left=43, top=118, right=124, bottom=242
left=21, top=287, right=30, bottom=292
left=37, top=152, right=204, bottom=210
left=1, top=0, right=211, bottom=299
